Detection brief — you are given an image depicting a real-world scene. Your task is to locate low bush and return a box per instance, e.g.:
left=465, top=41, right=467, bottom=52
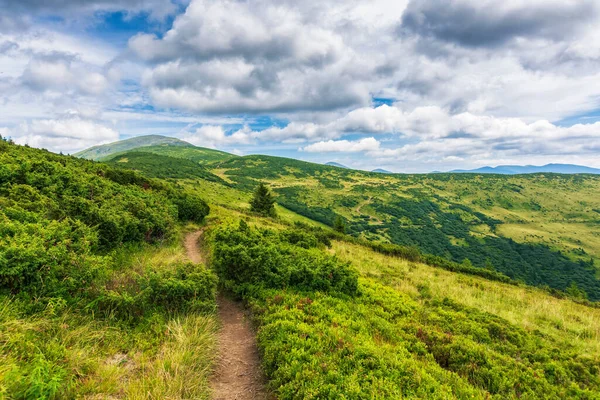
left=93, top=262, right=217, bottom=321
left=146, top=262, right=217, bottom=313
left=210, top=222, right=358, bottom=297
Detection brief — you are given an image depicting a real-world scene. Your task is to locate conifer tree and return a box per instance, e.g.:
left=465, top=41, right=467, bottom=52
left=333, top=215, right=346, bottom=233
left=250, top=182, right=276, bottom=217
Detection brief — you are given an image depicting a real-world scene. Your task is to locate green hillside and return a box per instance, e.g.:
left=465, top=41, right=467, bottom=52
left=74, top=134, right=234, bottom=165
left=210, top=155, right=600, bottom=300
left=5, top=137, right=600, bottom=398
left=104, top=151, right=227, bottom=183
left=74, top=134, right=192, bottom=160
left=208, top=219, right=600, bottom=398
left=0, top=138, right=217, bottom=398
left=102, top=143, right=235, bottom=165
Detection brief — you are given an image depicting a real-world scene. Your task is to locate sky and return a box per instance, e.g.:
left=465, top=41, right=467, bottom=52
left=2, top=0, right=600, bottom=173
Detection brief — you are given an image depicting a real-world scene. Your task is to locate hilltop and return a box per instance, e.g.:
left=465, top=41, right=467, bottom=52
left=325, top=161, right=349, bottom=169
left=75, top=134, right=234, bottom=165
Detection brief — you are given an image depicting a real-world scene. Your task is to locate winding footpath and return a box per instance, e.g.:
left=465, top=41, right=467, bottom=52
left=185, top=230, right=271, bottom=400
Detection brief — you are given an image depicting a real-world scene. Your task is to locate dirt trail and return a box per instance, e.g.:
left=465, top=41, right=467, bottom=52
left=185, top=229, right=205, bottom=264
left=184, top=231, right=271, bottom=400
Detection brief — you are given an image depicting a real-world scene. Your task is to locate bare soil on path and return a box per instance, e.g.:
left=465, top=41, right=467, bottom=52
left=185, top=230, right=272, bottom=400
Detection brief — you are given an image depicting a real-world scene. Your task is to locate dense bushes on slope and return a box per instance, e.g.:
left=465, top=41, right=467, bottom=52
left=274, top=180, right=600, bottom=300
left=0, top=139, right=210, bottom=299
left=0, top=139, right=217, bottom=398
left=209, top=220, right=600, bottom=399
left=210, top=222, right=358, bottom=297
left=371, top=197, right=600, bottom=300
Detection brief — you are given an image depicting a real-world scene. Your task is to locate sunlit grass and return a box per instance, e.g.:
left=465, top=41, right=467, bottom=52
left=332, top=240, right=600, bottom=356
left=0, top=234, right=218, bottom=399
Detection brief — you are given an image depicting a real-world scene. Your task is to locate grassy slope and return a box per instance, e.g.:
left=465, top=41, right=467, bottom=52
left=215, top=155, right=600, bottom=261
left=0, top=229, right=218, bottom=399
left=210, top=155, right=600, bottom=299
left=100, top=144, right=234, bottom=165
left=104, top=151, right=227, bottom=183
left=75, top=134, right=234, bottom=165
left=0, top=141, right=217, bottom=398
left=75, top=135, right=192, bottom=160
left=206, top=207, right=600, bottom=399
left=96, top=148, right=600, bottom=298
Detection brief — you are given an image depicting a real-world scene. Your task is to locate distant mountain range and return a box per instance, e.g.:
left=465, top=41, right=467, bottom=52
left=450, top=163, right=600, bottom=175
left=76, top=137, right=599, bottom=176
left=326, top=162, right=392, bottom=174
left=325, top=162, right=349, bottom=169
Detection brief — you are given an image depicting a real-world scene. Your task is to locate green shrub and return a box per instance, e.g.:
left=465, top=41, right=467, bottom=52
left=0, top=140, right=209, bottom=301
left=174, top=194, right=210, bottom=223
left=93, top=262, right=217, bottom=321
left=146, top=262, right=217, bottom=313
left=211, top=222, right=358, bottom=296
left=0, top=215, right=108, bottom=298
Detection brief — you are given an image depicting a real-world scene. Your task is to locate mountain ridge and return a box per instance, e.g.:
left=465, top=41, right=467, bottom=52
left=450, top=163, right=600, bottom=175
left=325, top=161, right=349, bottom=169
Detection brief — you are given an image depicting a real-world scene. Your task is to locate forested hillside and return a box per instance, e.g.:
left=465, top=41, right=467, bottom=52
left=99, top=145, right=600, bottom=301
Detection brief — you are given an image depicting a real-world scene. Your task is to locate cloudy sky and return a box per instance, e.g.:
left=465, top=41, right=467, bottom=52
left=2, top=0, right=600, bottom=172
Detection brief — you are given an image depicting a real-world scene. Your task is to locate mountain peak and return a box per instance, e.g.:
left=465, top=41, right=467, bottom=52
left=325, top=162, right=349, bottom=169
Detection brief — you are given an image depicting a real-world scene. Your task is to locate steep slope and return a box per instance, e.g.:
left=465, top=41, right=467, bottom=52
left=0, top=139, right=216, bottom=398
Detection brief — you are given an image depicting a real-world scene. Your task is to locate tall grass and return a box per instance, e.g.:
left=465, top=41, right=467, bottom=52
left=0, top=235, right=218, bottom=399
left=332, top=240, right=600, bottom=356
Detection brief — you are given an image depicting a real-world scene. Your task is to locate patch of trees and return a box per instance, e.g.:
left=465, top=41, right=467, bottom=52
left=370, top=198, right=600, bottom=301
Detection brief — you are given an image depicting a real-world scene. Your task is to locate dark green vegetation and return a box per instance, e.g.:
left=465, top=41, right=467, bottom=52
left=211, top=222, right=357, bottom=297
left=208, top=222, right=600, bottom=399
left=0, top=139, right=216, bottom=397
left=0, top=139, right=211, bottom=299
left=105, top=151, right=226, bottom=182
left=250, top=183, right=277, bottom=217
